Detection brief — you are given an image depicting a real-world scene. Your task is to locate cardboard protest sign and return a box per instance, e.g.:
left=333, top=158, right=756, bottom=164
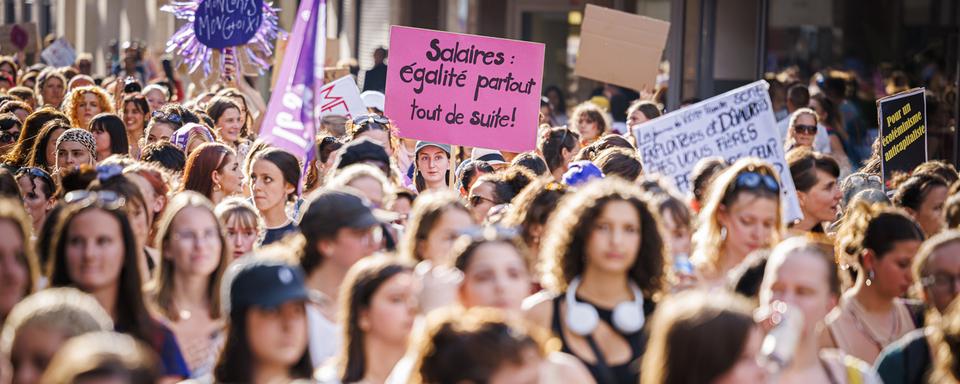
left=634, top=80, right=803, bottom=223
left=194, top=0, right=263, bottom=49
left=0, top=23, right=40, bottom=54
left=318, top=75, right=366, bottom=119
left=574, top=4, right=669, bottom=91
left=41, top=38, right=77, bottom=68
left=877, top=88, right=927, bottom=185
left=385, top=26, right=545, bottom=152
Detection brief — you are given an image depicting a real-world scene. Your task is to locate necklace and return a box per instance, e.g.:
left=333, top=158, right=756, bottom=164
left=846, top=297, right=900, bottom=350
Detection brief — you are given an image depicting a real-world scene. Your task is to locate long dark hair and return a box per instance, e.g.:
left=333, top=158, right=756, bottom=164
left=26, top=120, right=70, bottom=171
left=253, top=148, right=301, bottom=202
left=338, top=257, right=413, bottom=382
left=538, top=127, right=579, bottom=174
left=90, top=113, right=129, bottom=156
left=47, top=201, right=158, bottom=348
left=4, top=108, right=68, bottom=166
left=213, top=306, right=313, bottom=382
left=122, top=94, right=150, bottom=129
left=540, top=178, right=666, bottom=296
left=205, top=96, right=243, bottom=143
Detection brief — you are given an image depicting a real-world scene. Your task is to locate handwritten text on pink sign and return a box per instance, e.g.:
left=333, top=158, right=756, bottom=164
left=385, top=26, right=544, bottom=152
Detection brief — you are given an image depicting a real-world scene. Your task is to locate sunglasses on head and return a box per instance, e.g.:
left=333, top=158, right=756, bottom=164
left=458, top=225, right=520, bottom=242
left=352, top=114, right=390, bottom=126
left=151, top=111, right=182, bottom=123
left=793, top=124, right=817, bottom=135
left=16, top=166, right=52, bottom=182
left=734, top=171, right=780, bottom=194
left=64, top=190, right=126, bottom=210
left=845, top=174, right=882, bottom=188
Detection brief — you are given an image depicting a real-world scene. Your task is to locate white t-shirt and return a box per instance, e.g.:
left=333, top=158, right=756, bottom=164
left=308, top=303, right=341, bottom=369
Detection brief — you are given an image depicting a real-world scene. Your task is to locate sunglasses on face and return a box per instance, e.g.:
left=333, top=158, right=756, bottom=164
left=64, top=190, right=126, bottom=210
left=793, top=124, right=817, bottom=135
left=468, top=194, right=497, bottom=207
left=352, top=114, right=390, bottom=126
left=734, top=171, right=780, bottom=194
left=0, top=130, right=17, bottom=143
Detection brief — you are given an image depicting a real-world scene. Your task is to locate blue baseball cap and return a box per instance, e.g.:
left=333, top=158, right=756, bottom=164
left=224, top=258, right=309, bottom=314
left=562, top=160, right=605, bottom=187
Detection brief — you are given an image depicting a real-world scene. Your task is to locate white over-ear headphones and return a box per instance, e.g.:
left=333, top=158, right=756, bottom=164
left=565, top=276, right=645, bottom=336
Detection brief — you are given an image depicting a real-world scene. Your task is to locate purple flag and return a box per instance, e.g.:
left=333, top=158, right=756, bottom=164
left=259, top=0, right=326, bottom=189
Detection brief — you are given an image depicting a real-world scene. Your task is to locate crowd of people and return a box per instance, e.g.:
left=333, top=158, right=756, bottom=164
left=0, top=45, right=959, bottom=384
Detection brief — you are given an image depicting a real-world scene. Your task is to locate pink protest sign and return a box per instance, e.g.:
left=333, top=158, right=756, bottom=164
left=385, top=26, right=544, bottom=152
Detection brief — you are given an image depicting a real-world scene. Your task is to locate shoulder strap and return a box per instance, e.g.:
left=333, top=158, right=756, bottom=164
left=584, top=334, right=617, bottom=384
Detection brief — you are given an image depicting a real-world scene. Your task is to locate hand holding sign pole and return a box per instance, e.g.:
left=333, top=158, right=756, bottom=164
left=385, top=26, right=545, bottom=152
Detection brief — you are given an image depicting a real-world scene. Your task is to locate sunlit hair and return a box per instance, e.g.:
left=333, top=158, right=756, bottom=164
left=205, top=96, right=244, bottom=142
left=215, top=196, right=265, bottom=240
left=62, top=86, right=115, bottom=129
left=569, top=102, right=611, bottom=140
left=39, top=331, right=161, bottom=384
left=929, top=298, right=960, bottom=382
left=0, top=198, right=39, bottom=300
left=180, top=142, right=235, bottom=200
left=787, top=107, right=818, bottom=130
left=409, top=307, right=548, bottom=384
left=539, top=178, right=665, bottom=295
left=0, top=287, right=113, bottom=357
left=836, top=201, right=924, bottom=270
left=761, top=236, right=841, bottom=299
left=452, top=226, right=532, bottom=274
left=337, top=256, right=413, bottom=382
left=641, top=290, right=755, bottom=384
left=35, top=68, right=66, bottom=106
left=327, top=163, right=393, bottom=198
left=913, top=230, right=960, bottom=300
left=691, top=158, right=784, bottom=274
left=399, top=191, right=470, bottom=263
left=503, top=177, right=569, bottom=252
left=149, top=191, right=229, bottom=321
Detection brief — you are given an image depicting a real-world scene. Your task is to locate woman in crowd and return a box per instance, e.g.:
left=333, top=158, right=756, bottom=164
left=510, top=152, right=548, bottom=177
left=786, top=108, right=820, bottom=150
left=827, top=202, right=925, bottom=363
left=47, top=190, right=190, bottom=378
left=786, top=148, right=842, bottom=235
left=89, top=113, right=129, bottom=160
left=524, top=179, right=664, bottom=384
left=39, top=331, right=161, bottom=384
left=150, top=191, right=229, bottom=378
left=503, top=179, right=569, bottom=264
left=1, top=287, right=113, bottom=384
left=322, top=256, right=416, bottom=383
left=348, top=114, right=397, bottom=156
left=62, top=86, right=114, bottom=129
left=454, top=227, right=533, bottom=312
left=467, top=167, right=534, bottom=223
left=0, top=113, right=21, bottom=154
left=54, top=128, right=97, bottom=172
left=216, top=196, right=263, bottom=260
left=625, top=100, right=661, bottom=140
left=14, top=166, right=55, bottom=233
left=26, top=120, right=69, bottom=172
left=641, top=291, right=766, bottom=384
left=0, top=198, right=38, bottom=325
left=206, top=96, right=248, bottom=158
left=569, top=102, right=610, bottom=146
left=758, top=237, right=881, bottom=382
left=327, top=164, right=392, bottom=209
left=35, top=68, right=65, bottom=108
left=3, top=107, right=68, bottom=167
left=249, top=147, right=301, bottom=245
left=647, top=190, right=694, bottom=281
left=691, top=158, right=783, bottom=288
left=143, top=109, right=184, bottom=147
left=592, top=147, right=642, bottom=182
left=893, top=171, right=949, bottom=237
left=181, top=142, right=243, bottom=205
left=810, top=93, right=852, bottom=176
left=539, top=127, right=580, bottom=182
left=123, top=162, right=171, bottom=239
left=413, top=141, right=450, bottom=193
left=400, top=191, right=473, bottom=265
left=214, top=257, right=313, bottom=383
left=122, top=94, right=150, bottom=157
left=142, top=84, right=169, bottom=112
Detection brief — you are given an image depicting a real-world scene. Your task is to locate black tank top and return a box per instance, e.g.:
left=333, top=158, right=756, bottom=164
left=550, top=295, right=653, bottom=384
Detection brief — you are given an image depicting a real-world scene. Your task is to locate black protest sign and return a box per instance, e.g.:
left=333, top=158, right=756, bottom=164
left=877, top=88, right=926, bottom=185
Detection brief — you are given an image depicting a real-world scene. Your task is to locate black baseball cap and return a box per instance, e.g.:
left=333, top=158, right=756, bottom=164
left=299, top=187, right=395, bottom=238
left=336, top=138, right=391, bottom=170
left=225, top=258, right=309, bottom=314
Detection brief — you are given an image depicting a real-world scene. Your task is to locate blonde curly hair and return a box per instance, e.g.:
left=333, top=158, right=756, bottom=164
left=63, top=86, right=115, bottom=129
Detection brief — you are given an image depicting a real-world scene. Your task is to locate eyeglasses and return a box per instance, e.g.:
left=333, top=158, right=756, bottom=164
left=922, top=272, right=960, bottom=292
left=16, top=166, right=54, bottom=185
left=352, top=114, right=390, bottom=126
left=469, top=194, right=497, bottom=207
left=792, top=124, right=818, bottom=135
left=151, top=111, right=182, bottom=123
left=734, top=171, right=780, bottom=194
left=171, top=229, right=221, bottom=245
left=64, top=190, right=126, bottom=210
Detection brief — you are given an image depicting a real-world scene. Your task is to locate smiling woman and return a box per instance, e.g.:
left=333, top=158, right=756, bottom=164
left=63, top=86, right=115, bottom=130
